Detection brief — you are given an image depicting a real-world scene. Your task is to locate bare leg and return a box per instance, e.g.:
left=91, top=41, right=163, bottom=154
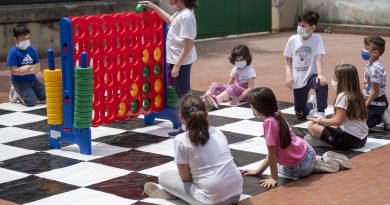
left=308, top=122, right=325, bottom=138
left=216, top=91, right=229, bottom=103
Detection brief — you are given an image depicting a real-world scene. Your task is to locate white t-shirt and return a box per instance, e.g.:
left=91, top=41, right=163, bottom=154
left=174, top=127, right=243, bottom=204
left=283, top=34, right=326, bottom=89
left=230, top=65, right=256, bottom=88
left=166, top=8, right=197, bottom=65
left=335, top=92, right=368, bottom=139
left=364, top=60, right=387, bottom=98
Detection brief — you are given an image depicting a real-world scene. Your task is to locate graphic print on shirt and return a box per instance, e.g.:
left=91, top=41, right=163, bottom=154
left=295, top=46, right=312, bottom=72
left=21, top=54, right=33, bottom=65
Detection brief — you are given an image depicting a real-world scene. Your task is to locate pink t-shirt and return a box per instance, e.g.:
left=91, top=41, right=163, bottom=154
left=263, top=116, right=307, bottom=166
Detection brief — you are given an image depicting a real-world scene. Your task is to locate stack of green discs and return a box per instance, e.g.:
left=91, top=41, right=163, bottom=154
left=74, top=66, right=93, bottom=128
left=167, top=86, right=179, bottom=107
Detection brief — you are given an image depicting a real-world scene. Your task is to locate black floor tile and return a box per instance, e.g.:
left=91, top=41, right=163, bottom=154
left=15, top=119, right=49, bottom=133
left=2, top=152, right=82, bottom=174
left=223, top=131, right=256, bottom=144
left=93, top=131, right=170, bottom=148
left=5, top=134, right=70, bottom=151
left=0, top=109, right=14, bottom=116
left=231, top=149, right=267, bottom=167
left=24, top=108, right=47, bottom=116
left=0, top=175, right=78, bottom=204
left=208, top=115, right=242, bottom=127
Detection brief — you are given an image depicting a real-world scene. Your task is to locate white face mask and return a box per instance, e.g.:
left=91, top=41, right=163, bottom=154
left=331, top=79, right=338, bottom=90
left=16, top=40, right=30, bottom=50
left=297, top=25, right=309, bottom=38
left=235, top=60, right=247, bottom=69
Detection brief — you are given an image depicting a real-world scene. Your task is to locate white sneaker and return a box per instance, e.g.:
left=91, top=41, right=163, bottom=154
left=313, top=112, right=326, bottom=118
left=313, top=159, right=340, bottom=173
left=144, top=182, right=176, bottom=200
left=322, top=151, right=351, bottom=170
left=304, top=134, right=332, bottom=147
left=9, top=85, right=20, bottom=103
left=307, top=95, right=318, bottom=117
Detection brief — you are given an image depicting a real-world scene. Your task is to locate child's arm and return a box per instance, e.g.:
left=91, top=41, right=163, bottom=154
left=171, top=39, right=194, bottom=77
left=230, top=77, right=254, bottom=105
left=285, top=57, right=294, bottom=89
left=139, top=1, right=171, bottom=25
left=10, top=63, right=40, bottom=76
left=307, top=107, right=347, bottom=127
left=315, top=54, right=327, bottom=86
left=242, top=155, right=270, bottom=176
left=259, top=146, right=278, bottom=188
left=177, top=163, right=192, bottom=182
left=227, top=77, right=235, bottom=85
left=365, top=82, right=380, bottom=108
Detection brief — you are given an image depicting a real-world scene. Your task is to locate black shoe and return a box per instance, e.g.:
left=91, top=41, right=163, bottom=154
left=168, top=128, right=185, bottom=137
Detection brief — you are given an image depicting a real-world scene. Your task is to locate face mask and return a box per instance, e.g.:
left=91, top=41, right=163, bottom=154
left=361, top=49, right=371, bottom=61
left=16, top=40, right=30, bottom=50
left=297, top=25, right=309, bottom=38
left=331, top=79, right=338, bottom=90
left=235, top=60, right=247, bottom=69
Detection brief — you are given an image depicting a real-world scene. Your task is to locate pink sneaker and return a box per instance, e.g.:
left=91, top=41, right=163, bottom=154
left=205, top=94, right=218, bottom=109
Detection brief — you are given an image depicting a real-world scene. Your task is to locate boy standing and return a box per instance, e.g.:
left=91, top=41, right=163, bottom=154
left=7, top=25, right=45, bottom=107
left=362, top=36, right=387, bottom=128
left=283, top=10, right=328, bottom=120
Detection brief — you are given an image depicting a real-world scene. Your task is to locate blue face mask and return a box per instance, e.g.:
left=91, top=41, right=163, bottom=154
left=361, top=49, right=371, bottom=61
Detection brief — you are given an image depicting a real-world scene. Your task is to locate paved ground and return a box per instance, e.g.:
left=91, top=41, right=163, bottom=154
left=1, top=32, right=390, bottom=204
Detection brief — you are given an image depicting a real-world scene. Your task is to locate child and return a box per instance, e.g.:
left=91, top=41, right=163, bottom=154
left=140, top=0, right=197, bottom=136
left=306, top=64, right=368, bottom=150
left=361, top=36, right=388, bottom=128
left=242, top=87, right=350, bottom=188
left=204, top=45, right=256, bottom=109
left=144, top=95, right=243, bottom=204
left=283, top=10, right=328, bottom=120
left=7, top=25, right=46, bottom=107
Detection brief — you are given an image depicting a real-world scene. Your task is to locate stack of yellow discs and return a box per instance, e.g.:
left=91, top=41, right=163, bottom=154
left=44, top=69, right=63, bottom=125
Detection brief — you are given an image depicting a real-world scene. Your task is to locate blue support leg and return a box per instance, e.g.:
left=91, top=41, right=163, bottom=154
left=144, top=106, right=181, bottom=129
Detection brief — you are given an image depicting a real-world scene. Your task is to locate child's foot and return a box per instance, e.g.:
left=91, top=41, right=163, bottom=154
left=143, top=182, right=176, bottom=199
left=304, top=134, right=332, bottom=147
left=9, top=85, right=21, bottom=103
left=322, top=151, right=351, bottom=170
left=168, top=128, right=185, bottom=137
left=205, top=94, right=218, bottom=110
left=313, top=159, right=340, bottom=173
left=308, top=94, right=317, bottom=109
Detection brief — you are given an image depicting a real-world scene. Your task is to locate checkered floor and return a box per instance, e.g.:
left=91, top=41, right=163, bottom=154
left=1, top=92, right=389, bottom=205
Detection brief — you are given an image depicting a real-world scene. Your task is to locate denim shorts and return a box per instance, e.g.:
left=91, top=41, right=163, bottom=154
left=278, top=144, right=316, bottom=178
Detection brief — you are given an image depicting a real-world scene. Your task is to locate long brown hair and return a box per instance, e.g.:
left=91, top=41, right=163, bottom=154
left=334, top=64, right=368, bottom=120
left=180, top=95, right=209, bottom=146
left=248, top=87, right=291, bottom=149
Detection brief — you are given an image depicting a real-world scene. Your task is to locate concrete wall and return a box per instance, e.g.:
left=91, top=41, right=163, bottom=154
left=272, top=0, right=301, bottom=31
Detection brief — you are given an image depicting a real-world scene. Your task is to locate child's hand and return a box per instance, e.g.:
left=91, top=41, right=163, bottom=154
left=285, top=75, right=294, bottom=89
left=138, top=1, right=157, bottom=9
left=229, top=98, right=240, bottom=105
left=307, top=116, right=322, bottom=124
left=259, top=178, right=277, bottom=188
left=241, top=169, right=259, bottom=176
left=316, top=74, right=327, bottom=86
left=171, top=65, right=180, bottom=78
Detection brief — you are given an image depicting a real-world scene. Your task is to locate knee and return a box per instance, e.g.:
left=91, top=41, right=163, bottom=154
left=158, top=170, right=177, bottom=186
left=307, top=122, right=315, bottom=133
left=24, top=99, right=37, bottom=107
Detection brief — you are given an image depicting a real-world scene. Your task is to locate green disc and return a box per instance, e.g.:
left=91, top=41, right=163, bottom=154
left=143, top=97, right=150, bottom=110
left=143, top=82, right=150, bottom=94
left=131, top=100, right=139, bottom=113
left=74, top=111, right=93, bottom=118
left=74, top=95, right=93, bottom=102
left=135, top=4, right=145, bottom=13
left=74, top=100, right=92, bottom=107
left=75, top=84, right=94, bottom=91
left=75, top=73, right=93, bottom=80
left=74, top=122, right=92, bottom=128
left=74, top=106, right=93, bottom=113
left=143, top=65, right=150, bottom=78
left=75, top=67, right=93, bottom=74
left=75, top=79, right=93, bottom=85
left=75, top=90, right=93, bottom=96
left=154, top=64, right=162, bottom=76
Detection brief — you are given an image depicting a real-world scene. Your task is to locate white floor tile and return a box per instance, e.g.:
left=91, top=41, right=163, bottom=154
left=0, top=127, right=45, bottom=143
left=137, top=138, right=175, bottom=157
left=91, top=126, right=127, bottom=140
left=218, top=101, right=247, bottom=107
left=281, top=105, right=334, bottom=116
left=24, top=188, right=137, bottom=205
left=218, top=120, right=263, bottom=136
left=352, top=137, right=390, bottom=152
left=141, top=198, right=188, bottom=205
left=139, top=161, right=177, bottom=177
left=132, top=121, right=176, bottom=137
left=0, top=112, right=47, bottom=126
left=293, top=121, right=311, bottom=129
left=0, top=102, right=46, bottom=112
left=0, top=144, right=37, bottom=161
left=229, top=137, right=268, bottom=154
left=209, top=107, right=255, bottom=120
left=0, top=167, right=30, bottom=184
left=137, top=114, right=169, bottom=122
left=46, top=142, right=130, bottom=161
left=37, top=162, right=131, bottom=187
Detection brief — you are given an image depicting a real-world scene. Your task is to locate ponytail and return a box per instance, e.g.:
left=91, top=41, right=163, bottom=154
left=276, top=114, right=291, bottom=149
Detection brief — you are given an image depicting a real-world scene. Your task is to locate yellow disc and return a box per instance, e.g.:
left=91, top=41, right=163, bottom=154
left=131, top=83, right=138, bottom=97
left=142, top=49, right=149, bottom=63
left=46, top=103, right=63, bottom=109
left=118, top=101, right=126, bottom=117
left=46, top=97, right=63, bottom=103
left=155, top=95, right=161, bottom=108
left=47, top=108, right=63, bottom=114
left=45, top=87, right=63, bottom=93
left=44, top=76, right=62, bottom=82
left=43, top=69, right=61, bottom=77
left=48, top=119, right=63, bottom=125
left=154, top=47, right=161, bottom=61
left=47, top=114, right=63, bottom=120
left=45, top=81, right=62, bottom=87
left=154, top=79, right=162, bottom=93
left=46, top=92, right=63, bottom=98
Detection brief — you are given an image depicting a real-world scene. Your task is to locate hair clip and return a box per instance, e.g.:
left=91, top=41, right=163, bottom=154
left=189, top=106, right=199, bottom=112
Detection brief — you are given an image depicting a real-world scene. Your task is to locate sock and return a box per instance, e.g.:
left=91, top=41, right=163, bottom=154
left=216, top=95, right=223, bottom=103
